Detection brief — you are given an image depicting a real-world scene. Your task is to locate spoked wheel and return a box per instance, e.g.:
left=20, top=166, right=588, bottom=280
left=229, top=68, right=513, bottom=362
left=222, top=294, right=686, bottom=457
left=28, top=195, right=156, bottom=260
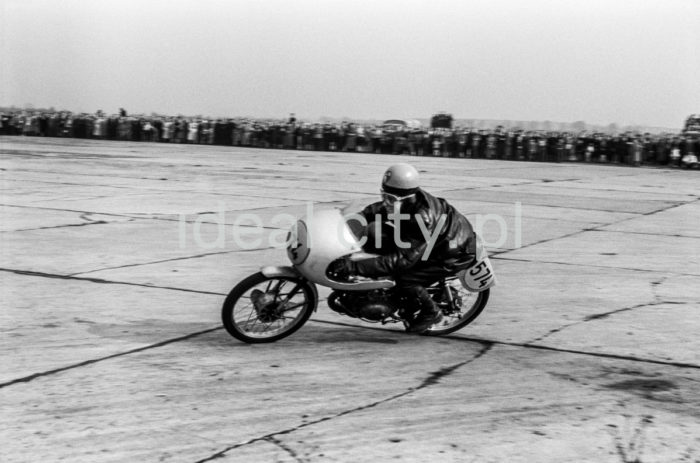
left=221, top=272, right=317, bottom=343
left=425, top=278, right=489, bottom=336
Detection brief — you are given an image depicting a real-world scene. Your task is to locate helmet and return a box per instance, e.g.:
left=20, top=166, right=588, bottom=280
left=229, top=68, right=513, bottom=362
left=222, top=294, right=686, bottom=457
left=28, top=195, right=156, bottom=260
left=381, top=163, right=420, bottom=196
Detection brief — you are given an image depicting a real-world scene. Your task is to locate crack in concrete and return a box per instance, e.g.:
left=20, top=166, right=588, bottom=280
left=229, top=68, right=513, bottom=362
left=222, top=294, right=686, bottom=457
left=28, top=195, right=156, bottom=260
left=1, top=166, right=205, bottom=184
left=610, top=414, right=654, bottom=463
left=472, top=337, right=700, bottom=370
left=1, top=167, right=376, bottom=200
left=425, top=178, right=546, bottom=196
left=2, top=220, right=110, bottom=233
left=496, top=228, right=591, bottom=256
left=640, top=196, right=700, bottom=212
left=78, top=212, right=99, bottom=222
left=528, top=300, right=689, bottom=344
left=648, top=276, right=683, bottom=305
left=439, top=180, right=692, bottom=215
left=0, top=200, right=305, bottom=225
left=490, top=205, right=647, bottom=259
left=463, top=198, right=652, bottom=215
left=0, top=202, right=153, bottom=220
left=0, top=200, right=344, bottom=231
left=183, top=198, right=351, bottom=215
left=192, top=344, right=493, bottom=463
left=3, top=175, right=325, bottom=201
left=68, top=246, right=274, bottom=276
left=586, top=229, right=700, bottom=240
left=0, top=267, right=226, bottom=296
left=263, top=436, right=307, bottom=463
left=308, top=319, right=700, bottom=370
left=0, top=326, right=222, bottom=389
left=0, top=202, right=291, bottom=233
left=494, top=198, right=694, bottom=259
left=491, top=256, right=700, bottom=278
left=4, top=262, right=698, bottom=394
left=530, top=266, right=700, bottom=343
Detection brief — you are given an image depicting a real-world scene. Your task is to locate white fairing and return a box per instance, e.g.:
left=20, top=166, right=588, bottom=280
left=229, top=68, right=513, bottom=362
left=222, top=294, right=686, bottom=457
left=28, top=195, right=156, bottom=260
left=286, top=208, right=395, bottom=290
left=459, top=234, right=496, bottom=292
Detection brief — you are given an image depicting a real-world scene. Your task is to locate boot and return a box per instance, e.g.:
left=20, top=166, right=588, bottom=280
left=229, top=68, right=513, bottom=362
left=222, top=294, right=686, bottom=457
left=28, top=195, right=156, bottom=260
left=404, top=287, right=443, bottom=334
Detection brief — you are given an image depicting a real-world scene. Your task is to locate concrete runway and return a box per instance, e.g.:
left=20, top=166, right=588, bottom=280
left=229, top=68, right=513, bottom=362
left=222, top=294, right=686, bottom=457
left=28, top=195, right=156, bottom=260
left=1, top=137, right=699, bottom=463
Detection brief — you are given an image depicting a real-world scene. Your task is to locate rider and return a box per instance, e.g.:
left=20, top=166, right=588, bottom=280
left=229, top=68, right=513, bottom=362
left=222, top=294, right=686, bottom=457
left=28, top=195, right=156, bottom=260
left=329, top=163, right=477, bottom=333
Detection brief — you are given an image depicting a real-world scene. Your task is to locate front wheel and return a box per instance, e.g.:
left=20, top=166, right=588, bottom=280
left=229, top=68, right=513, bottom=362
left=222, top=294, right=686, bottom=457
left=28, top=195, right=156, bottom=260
left=221, top=272, right=317, bottom=343
left=425, top=282, right=490, bottom=336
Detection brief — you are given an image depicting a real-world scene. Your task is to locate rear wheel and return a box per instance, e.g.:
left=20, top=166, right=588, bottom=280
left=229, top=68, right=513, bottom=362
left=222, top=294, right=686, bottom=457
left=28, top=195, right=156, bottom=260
left=425, top=279, right=490, bottom=336
left=221, top=272, right=317, bottom=343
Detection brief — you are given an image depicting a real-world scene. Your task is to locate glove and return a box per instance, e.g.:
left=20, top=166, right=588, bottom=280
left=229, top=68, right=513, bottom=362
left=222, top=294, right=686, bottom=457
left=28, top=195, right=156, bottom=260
left=327, top=256, right=357, bottom=281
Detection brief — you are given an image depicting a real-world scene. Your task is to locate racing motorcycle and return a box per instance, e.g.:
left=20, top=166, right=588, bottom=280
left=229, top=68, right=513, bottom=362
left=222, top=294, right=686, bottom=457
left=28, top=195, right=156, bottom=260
left=221, top=207, right=495, bottom=343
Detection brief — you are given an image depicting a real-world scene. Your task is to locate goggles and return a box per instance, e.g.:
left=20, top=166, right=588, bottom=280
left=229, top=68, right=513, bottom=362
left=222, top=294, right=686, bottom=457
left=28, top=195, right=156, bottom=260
left=381, top=190, right=416, bottom=205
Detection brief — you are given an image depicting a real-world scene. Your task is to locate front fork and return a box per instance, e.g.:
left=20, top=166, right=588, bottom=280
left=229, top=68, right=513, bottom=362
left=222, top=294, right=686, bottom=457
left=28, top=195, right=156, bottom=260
left=260, top=265, right=319, bottom=312
left=432, top=280, right=461, bottom=315
left=442, top=281, right=455, bottom=306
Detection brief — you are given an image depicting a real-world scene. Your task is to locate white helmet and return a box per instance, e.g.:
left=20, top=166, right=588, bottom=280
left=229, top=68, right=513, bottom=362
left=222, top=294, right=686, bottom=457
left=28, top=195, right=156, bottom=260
left=381, top=163, right=420, bottom=196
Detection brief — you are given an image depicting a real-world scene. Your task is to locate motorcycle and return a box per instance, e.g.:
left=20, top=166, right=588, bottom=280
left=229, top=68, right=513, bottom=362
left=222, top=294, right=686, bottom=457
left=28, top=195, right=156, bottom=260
left=221, top=207, right=495, bottom=343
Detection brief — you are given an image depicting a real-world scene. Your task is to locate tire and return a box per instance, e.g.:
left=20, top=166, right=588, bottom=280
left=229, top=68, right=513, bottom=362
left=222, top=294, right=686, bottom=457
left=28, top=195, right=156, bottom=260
left=425, top=282, right=490, bottom=336
left=221, top=272, right=317, bottom=343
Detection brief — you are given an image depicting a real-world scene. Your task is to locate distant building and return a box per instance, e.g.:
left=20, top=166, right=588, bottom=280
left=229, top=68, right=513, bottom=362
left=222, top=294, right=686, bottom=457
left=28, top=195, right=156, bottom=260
left=382, top=119, right=422, bottom=130
left=430, top=113, right=453, bottom=129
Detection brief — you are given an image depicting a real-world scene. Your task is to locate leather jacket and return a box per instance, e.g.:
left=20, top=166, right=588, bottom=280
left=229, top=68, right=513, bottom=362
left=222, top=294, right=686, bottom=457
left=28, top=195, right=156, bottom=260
left=354, top=189, right=475, bottom=278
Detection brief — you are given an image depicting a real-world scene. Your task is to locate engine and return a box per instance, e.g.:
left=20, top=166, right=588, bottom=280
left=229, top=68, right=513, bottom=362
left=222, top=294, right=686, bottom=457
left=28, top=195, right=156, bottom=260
left=327, top=290, right=398, bottom=322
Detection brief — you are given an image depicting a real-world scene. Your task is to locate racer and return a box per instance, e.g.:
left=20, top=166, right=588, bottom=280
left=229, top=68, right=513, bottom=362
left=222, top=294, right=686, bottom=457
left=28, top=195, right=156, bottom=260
left=328, top=163, right=477, bottom=333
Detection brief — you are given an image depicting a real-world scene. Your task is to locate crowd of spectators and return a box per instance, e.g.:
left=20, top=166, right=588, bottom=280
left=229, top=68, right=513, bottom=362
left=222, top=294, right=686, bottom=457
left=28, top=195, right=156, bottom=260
left=1, top=110, right=697, bottom=168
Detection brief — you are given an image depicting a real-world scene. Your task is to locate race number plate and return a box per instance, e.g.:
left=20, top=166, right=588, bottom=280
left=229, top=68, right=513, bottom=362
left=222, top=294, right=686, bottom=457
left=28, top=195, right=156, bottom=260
left=460, top=257, right=496, bottom=291
left=459, top=234, right=496, bottom=292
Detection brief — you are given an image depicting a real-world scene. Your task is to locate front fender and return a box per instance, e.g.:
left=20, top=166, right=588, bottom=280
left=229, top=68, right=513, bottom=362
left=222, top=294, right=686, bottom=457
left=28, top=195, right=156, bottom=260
left=261, top=265, right=302, bottom=279
left=260, top=266, right=320, bottom=312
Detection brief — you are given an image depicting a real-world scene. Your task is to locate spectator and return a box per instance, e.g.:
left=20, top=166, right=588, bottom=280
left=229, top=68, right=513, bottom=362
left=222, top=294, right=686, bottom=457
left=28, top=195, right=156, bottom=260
left=0, top=112, right=11, bottom=135
left=130, top=118, right=142, bottom=141
left=200, top=120, right=213, bottom=144
left=93, top=115, right=106, bottom=139
left=471, top=130, right=483, bottom=158
left=142, top=120, right=155, bottom=142
left=3, top=106, right=695, bottom=169
left=343, top=123, right=356, bottom=152
left=162, top=118, right=173, bottom=142
left=187, top=119, right=199, bottom=144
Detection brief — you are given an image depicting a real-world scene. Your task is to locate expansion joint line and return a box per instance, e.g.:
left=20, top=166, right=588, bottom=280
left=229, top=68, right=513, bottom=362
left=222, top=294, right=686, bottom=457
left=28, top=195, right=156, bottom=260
left=0, top=267, right=226, bottom=296
left=0, top=326, right=223, bottom=389
left=493, top=196, right=692, bottom=259
left=308, top=319, right=700, bottom=370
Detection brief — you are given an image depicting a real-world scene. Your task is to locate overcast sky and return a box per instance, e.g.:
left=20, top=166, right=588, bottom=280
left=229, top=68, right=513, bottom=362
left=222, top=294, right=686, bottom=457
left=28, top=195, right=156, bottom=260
left=2, top=0, right=699, bottom=128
